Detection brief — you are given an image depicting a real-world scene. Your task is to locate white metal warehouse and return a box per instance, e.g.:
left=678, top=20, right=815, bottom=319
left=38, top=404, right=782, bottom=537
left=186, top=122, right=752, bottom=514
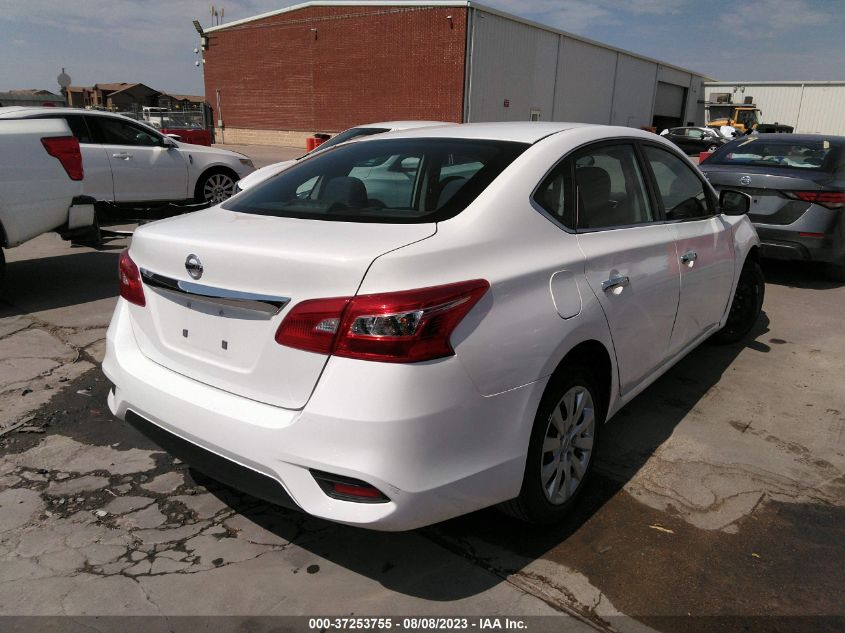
left=705, top=81, right=845, bottom=135
left=202, top=1, right=710, bottom=144
left=461, top=3, right=709, bottom=130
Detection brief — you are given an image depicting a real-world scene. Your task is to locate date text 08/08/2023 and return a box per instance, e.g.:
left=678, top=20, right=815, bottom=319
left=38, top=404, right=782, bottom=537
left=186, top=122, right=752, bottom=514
left=307, top=617, right=529, bottom=630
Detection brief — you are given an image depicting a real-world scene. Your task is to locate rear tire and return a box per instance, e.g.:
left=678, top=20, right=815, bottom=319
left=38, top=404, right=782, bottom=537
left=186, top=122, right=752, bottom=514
left=499, top=365, right=603, bottom=524
left=713, top=259, right=764, bottom=344
left=0, top=248, right=5, bottom=286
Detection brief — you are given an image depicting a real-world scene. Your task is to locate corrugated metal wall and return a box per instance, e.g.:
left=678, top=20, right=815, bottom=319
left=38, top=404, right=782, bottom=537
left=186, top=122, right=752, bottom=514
left=704, top=83, right=845, bottom=135
left=611, top=54, right=658, bottom=127
left=553, top=38, right=616, bottom=123
left=466, top=8, right=703, bottom=128
left=465, top=11, right=558, bottom=122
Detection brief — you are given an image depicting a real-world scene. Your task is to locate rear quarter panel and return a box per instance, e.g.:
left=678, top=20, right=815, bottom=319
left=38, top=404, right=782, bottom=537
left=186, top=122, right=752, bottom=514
left=357, top=129, right=621, bottom=399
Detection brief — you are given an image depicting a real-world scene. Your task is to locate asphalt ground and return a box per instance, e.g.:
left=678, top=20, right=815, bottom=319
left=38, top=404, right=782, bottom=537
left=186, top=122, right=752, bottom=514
left=0, top=144, right=842, bottom=633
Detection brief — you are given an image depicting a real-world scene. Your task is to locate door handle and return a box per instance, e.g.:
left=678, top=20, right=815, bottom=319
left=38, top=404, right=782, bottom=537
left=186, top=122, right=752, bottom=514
left=681, top=250, right=698, bottom=266
left=112, top=153, right=131, bottom=160
left=601, top=275, right=630, bottom=293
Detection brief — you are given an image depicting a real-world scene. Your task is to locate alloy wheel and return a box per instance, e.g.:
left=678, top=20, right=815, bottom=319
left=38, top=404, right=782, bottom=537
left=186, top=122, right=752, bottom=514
left=203, top=173, right=236, bottom=203
left=540, top=385, right=596, bottom=505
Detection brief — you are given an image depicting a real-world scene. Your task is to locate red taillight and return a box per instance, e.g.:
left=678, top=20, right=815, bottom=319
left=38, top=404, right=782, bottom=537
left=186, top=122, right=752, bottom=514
left=311, top=470, right=389, bottom=503
left=331, top=482, right=385, bottom=499
left=784, top=190, right=845, bottom=210
left=275, top=279, right=490, bottom=363
left=41, top=136, right=83, bottom=181
left=119, top=249, right=146, bottom=307
left=274, top=296, right=350, bottom=354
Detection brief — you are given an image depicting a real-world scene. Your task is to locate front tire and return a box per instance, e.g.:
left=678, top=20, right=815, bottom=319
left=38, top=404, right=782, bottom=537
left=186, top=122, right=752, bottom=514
left=195, top=169, right=237, bottom=204
left=713, top=259, right=764, bottom=343
left=500, top=366, right=603, bottom=524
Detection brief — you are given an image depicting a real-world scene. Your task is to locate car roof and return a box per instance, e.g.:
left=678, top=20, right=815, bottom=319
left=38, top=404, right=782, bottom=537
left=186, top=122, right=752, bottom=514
left=373, top=121, right=653, bottom=144
left=362, top=121, right=448, bottom=130
left=0, top=106, right=130, bottom=119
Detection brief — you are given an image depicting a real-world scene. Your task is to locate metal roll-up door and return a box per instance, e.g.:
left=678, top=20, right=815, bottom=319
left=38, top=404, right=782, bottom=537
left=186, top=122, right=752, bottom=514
left=654, top=82, right=686, bottom=118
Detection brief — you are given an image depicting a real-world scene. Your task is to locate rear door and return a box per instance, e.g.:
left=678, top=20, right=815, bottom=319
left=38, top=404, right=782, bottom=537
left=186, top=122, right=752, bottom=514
left=34, top=113, right=114, bottom=201
left=641, top=143, right=735, bottom=355
left=88, top=115, right=188, bottom=202
left=572, top=142, right=680, bottom=395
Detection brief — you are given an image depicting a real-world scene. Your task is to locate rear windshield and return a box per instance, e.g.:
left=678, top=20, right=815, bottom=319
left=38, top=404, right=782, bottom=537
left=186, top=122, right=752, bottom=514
left=224, top=138, right=529, bottom=223
left=708, top=137, right=840, bottom=171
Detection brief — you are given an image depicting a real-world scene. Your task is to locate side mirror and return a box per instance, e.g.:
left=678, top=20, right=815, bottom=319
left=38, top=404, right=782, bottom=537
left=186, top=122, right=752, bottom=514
left=720, top=190, right=751, bottom=216
left=162, top=136, right=179, bottom=147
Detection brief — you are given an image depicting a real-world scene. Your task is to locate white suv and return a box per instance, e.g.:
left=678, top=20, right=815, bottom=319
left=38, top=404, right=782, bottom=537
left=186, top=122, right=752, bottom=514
left=0, top=107, right=255, bottom=205
left=103, top=122, right=762, bottom=531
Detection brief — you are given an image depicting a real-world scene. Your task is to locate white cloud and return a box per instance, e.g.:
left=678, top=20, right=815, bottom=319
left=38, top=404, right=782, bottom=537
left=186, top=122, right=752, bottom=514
left=718, top=0, right=826, bottom=35
left=484, top=0, right=689, bottom=32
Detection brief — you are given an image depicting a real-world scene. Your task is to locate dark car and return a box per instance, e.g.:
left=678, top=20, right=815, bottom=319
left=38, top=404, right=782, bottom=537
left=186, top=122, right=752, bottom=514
left=699, top=134, right=845, bottom=279
left=661, top=127, right=728, bottom=155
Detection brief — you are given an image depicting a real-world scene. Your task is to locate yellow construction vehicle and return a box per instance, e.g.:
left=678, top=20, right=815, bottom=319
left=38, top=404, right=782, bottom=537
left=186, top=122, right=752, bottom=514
left=705, top=102, right=762, bottom=133
left=705, top=100, right=794, bottom=134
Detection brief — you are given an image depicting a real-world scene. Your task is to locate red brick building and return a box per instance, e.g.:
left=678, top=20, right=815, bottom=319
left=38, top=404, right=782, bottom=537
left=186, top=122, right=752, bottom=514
left=203, top=1, right=707, bottom=147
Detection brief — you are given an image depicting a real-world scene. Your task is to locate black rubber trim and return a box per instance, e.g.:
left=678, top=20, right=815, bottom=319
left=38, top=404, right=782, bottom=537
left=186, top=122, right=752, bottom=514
left=124, top=409, right=299, bottom=510
left=71, top=195, right=97, bottom=205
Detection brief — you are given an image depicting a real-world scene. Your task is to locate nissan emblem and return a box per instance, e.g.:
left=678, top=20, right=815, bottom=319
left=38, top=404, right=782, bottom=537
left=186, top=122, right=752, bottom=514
left=185, top=254, right=203, bottom=280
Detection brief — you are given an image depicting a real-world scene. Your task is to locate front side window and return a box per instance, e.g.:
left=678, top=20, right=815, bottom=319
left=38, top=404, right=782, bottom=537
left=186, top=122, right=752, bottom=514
left=225, top=138, right=527, bottom=223
left=643, top=145, right=713, bottom=220
left=573, top=144, right=653, bottom=230
left=90, top=116, right=162, bottom=147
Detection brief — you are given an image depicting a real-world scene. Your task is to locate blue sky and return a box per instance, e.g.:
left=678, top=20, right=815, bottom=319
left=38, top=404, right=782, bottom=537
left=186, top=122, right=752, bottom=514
left=1, top=0, right=843, bottom=96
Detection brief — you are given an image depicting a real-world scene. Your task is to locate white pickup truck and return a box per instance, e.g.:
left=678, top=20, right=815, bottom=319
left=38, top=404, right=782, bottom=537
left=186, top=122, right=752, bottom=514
left=0, top=118, right=96, bottom=281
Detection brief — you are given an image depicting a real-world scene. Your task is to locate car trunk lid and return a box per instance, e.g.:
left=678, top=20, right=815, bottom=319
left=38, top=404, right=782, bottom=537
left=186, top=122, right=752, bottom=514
left=126, top=207, right=435, bottom=409
left=703, top=166, right=832, bottom=225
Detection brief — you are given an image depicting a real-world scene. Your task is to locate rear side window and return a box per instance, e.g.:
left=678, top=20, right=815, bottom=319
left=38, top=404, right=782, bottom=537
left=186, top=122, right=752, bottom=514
left=33, top=114, right=93, bottom=143
left=88, top=116, right=162, bottom=147
left=643, top=145, right=713, bottom=220
left=225, top=138, right=528, bottom=223
left=64, top=115, right=94, bottom=143
left=709, top=137, right=838, bottom=170
left=534, top=161, right=574, bottom=229
left=573, top=144, right=653, bottom=230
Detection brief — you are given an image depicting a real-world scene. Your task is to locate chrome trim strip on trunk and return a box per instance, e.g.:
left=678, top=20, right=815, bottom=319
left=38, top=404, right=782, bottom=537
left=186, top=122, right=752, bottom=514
left=140, top=268, right=290, bottom=316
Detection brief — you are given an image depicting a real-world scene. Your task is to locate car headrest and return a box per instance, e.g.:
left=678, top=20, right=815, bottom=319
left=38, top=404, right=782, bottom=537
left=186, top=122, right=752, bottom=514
left=575, top=166, right=611, bottom=211
left=321, top=176, right=368, bottom=208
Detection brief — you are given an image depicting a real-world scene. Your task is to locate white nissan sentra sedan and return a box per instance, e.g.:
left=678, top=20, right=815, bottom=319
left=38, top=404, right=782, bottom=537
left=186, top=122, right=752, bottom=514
left=103, top=122, right=763, bottom=531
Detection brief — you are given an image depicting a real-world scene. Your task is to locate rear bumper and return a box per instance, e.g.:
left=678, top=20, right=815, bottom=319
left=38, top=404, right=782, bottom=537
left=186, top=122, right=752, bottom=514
left=122, top=409, right=299, bottom=510
left=756, top=227, right=845, bottom=264
left=754, top=205, right=845, bottom=265
left=103, top=300, right=542, bottom=531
